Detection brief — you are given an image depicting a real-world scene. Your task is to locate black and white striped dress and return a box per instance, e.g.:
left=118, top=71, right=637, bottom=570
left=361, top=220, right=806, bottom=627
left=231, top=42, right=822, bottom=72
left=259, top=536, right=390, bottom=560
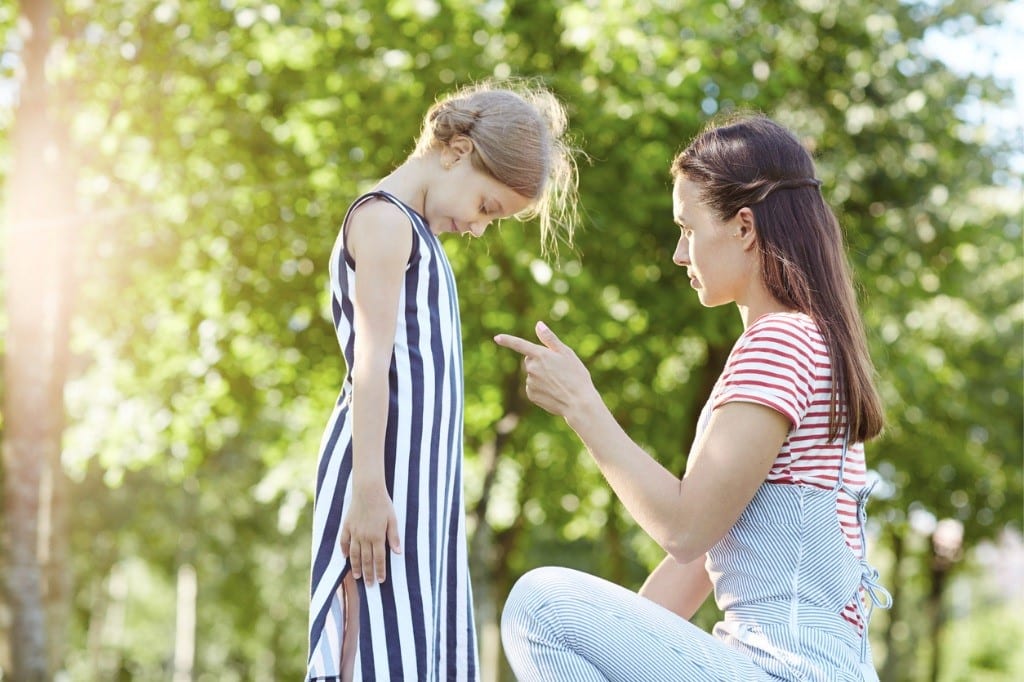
left=307, top=191, right=478, bottom=681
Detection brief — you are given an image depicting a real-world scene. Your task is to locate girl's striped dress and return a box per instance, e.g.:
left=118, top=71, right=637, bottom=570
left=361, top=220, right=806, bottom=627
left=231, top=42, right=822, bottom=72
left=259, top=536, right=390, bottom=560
left=307, top=191, right=479, bottom=681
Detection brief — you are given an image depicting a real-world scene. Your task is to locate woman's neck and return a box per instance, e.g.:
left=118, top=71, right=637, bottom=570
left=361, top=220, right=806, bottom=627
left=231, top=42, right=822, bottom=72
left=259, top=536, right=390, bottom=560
left=736, top=287, right=796, bottom=329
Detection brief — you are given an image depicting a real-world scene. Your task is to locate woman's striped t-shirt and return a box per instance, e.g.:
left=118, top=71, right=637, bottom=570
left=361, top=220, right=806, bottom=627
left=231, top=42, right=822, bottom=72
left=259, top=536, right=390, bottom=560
left=710, top=311, right=867, bottom=628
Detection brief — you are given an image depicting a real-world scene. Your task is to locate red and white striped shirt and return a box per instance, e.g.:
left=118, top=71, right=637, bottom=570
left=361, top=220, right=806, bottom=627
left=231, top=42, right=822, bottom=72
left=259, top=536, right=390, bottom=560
left=710, top=312, right=867, bottom=628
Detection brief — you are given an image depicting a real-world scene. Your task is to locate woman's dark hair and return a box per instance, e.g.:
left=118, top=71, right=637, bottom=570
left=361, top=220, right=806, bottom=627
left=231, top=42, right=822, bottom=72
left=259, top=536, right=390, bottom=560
left=672, top=113, right=884, bottom=442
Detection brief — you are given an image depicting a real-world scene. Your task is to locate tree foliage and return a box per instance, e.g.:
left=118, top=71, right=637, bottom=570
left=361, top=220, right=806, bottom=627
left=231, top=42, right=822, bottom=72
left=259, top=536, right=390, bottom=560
left=1, top=0, right=1020, bottom=679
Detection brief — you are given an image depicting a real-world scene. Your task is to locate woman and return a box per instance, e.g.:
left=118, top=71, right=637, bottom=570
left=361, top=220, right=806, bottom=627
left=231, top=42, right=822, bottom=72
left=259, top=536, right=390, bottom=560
left=494, top=114, right=891, bottom=681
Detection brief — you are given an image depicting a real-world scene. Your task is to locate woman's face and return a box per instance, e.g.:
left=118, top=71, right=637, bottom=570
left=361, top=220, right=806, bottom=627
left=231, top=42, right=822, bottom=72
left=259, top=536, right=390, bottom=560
left=671, top=177, right=754, bottom=308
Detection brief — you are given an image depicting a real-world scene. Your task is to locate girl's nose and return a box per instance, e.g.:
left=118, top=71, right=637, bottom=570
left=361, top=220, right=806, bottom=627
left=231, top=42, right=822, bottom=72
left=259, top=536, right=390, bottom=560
left=470, top=222, right=489, bottom=238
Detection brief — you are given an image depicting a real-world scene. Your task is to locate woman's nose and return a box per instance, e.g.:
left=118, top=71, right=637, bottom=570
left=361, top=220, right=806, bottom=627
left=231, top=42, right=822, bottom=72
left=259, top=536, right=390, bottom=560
left=672, top=236, right=690, bottom=266
left=470, top=221, right=489, bottom=238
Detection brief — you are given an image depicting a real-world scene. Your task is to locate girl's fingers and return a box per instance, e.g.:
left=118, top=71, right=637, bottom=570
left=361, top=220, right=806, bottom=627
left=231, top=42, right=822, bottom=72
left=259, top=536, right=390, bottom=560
left=349, top=540, right=362, bottom=579
left=362, top=545, right=377, bottom=586
left=374, top=541, right=388, bottom=584
left=339, top=525, right=351, bottom=556
left=387, top=519, right=402, bottom=555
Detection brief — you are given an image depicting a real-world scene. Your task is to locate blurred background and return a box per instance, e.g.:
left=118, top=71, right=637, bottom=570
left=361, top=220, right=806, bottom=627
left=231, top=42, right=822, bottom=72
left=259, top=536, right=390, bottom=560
left=1, top=0, right=1021, bottom=680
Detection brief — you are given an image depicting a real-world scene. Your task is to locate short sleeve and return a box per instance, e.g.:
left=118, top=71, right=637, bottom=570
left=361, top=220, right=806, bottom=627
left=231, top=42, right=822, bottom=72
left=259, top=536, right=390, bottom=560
left=711, top=315, right=819, bottom=428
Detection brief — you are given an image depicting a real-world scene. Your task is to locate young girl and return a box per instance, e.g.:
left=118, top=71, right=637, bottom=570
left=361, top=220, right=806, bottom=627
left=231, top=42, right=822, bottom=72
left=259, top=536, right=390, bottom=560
left=495, top=115, right=892, bottom=681
left=306, top=82, right=578, bottom=681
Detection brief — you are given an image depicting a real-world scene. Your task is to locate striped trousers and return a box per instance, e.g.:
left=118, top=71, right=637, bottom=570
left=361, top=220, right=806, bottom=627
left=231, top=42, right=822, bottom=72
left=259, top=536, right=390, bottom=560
left=501, top=567, right=780, bottom=681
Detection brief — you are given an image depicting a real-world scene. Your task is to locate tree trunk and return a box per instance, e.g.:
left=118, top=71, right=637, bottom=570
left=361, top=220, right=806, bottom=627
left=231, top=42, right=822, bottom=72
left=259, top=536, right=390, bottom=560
left=879, top=525, right=907, bottom=682
left=2, top=0, right=75, bottom=678
left=468, top=369, right=524, bottom=682
left=926, top=528, right=959, bottom=682
left=173, top=563, right=198, bottom=682
left=926, top=563, right=948, bottom=682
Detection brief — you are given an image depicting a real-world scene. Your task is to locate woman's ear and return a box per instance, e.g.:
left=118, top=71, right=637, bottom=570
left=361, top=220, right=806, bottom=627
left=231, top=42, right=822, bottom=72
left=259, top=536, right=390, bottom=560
left=735, top=207, right=758, bottom=251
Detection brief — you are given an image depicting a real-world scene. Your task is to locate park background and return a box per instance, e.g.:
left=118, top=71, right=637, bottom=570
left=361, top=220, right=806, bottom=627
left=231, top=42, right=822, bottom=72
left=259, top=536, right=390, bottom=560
left=1, top=0, right=1022, bottom=680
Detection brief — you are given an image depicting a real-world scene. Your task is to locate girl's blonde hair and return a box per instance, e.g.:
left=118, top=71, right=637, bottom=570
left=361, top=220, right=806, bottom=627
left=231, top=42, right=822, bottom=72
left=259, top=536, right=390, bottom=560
left=413, top=79, right=579, bottom=254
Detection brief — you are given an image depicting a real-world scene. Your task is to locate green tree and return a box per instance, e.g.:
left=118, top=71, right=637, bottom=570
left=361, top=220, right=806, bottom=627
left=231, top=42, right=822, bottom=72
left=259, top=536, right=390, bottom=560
left=0, top=0, right=1018, bottom=679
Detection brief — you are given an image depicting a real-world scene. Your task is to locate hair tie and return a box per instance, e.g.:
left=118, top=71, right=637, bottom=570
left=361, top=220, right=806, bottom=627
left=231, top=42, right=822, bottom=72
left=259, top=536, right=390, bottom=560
left=749, top=177, right=822, bottom=204
left=778, top=177, right=821, bottom=190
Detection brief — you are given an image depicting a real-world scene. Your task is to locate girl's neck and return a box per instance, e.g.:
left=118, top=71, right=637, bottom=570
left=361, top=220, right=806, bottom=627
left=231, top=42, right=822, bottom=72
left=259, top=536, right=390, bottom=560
left=374, top=156, right=432, bottom=215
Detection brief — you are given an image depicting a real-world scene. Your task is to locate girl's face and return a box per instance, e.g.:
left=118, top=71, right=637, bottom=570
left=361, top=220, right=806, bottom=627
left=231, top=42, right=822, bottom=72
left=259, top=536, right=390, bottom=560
left=671, top=177, right=756, bottom=308
left=425, top=143, right=532, bottom=238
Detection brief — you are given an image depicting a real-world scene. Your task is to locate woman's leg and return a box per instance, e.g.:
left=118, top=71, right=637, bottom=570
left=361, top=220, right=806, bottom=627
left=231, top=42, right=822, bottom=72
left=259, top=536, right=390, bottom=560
left=501, top=567, right=776, bottom=682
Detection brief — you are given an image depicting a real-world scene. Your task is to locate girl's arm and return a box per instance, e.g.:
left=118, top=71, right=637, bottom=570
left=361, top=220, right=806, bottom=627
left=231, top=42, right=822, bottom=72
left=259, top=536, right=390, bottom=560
left=639, top=554, right=712, bottom=620
left=340, top=201, right=413, bottom=586
left=494, top=322, right=789, bottom=564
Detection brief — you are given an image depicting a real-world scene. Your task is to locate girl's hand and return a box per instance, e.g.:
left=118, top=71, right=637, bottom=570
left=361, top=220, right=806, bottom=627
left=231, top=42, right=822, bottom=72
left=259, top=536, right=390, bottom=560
left=494, top=321, right=598, bottom=420
left=339, top=484, right=401, bottom=586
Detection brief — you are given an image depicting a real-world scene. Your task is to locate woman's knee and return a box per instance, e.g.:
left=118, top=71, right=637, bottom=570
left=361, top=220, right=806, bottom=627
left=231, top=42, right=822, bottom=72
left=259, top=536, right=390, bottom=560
left=501, top=567, right=584, bottom=636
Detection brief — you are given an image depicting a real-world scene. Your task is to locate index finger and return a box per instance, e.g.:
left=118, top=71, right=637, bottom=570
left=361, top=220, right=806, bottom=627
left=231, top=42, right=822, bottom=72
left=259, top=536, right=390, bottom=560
left=493, top=333, right=545, bottom=357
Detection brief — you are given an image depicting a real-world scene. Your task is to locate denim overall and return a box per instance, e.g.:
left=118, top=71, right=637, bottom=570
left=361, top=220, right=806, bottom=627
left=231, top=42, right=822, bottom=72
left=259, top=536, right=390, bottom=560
left=706, top=434, right=893, bottom=681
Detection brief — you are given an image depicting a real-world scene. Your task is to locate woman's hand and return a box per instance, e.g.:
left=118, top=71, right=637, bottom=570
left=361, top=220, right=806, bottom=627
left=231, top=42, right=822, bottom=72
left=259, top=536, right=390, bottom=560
left=494, top=321, right=598, bottom=420
left=339, top=483, right=401, bottom=587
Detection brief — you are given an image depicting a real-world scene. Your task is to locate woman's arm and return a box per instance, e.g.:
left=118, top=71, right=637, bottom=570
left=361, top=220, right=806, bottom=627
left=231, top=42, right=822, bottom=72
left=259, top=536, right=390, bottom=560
left=639, top=554, right=712, bottom=620
left=340, top=201, right=413, bottom=586
left=494, top=322, right=789, bottom=563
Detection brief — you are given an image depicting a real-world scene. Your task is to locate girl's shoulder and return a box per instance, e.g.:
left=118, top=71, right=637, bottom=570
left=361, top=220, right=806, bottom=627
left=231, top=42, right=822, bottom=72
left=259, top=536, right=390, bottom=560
left=342, top=191, right=423, bottom=270
left=346, top=191, right=425, bottom=229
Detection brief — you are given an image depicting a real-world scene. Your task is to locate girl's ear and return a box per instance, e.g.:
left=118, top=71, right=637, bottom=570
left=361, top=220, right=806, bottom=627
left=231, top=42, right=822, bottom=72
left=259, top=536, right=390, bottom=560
left=439, top=135, right=474, bottom=169
left=448, top=135, right=474, bottom=161
left=735, top=207, right=758, bottom=251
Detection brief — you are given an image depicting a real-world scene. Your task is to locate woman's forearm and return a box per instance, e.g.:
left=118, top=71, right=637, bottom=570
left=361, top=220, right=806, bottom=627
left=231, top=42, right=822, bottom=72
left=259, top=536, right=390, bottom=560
left=639, top=554, right=713, bottom=620
left=565, top=394, right=787, bottom=563
left=564, top=393, right=690, bottom=556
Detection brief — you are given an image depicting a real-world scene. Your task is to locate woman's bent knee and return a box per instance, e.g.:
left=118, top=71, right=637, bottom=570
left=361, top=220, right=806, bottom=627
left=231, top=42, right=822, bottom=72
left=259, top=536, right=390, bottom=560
left=501, top=567, right=583, bottom=640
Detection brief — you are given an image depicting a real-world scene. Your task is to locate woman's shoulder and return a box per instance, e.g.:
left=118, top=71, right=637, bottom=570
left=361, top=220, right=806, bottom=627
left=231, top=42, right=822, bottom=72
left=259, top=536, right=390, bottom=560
left=738, top=312, right=825, bottom=357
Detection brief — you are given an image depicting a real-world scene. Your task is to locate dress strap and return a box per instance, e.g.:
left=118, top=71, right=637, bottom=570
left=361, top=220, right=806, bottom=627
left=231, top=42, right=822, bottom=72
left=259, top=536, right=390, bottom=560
left=832, top=427, right=893, bottom=664
left=833, top=430, right=850, bottom=493
left=343, top=190, right=424, bottom=235
left=339, top=191, right=425, bottom=265
left=855, top=556, right=893, bottom=663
